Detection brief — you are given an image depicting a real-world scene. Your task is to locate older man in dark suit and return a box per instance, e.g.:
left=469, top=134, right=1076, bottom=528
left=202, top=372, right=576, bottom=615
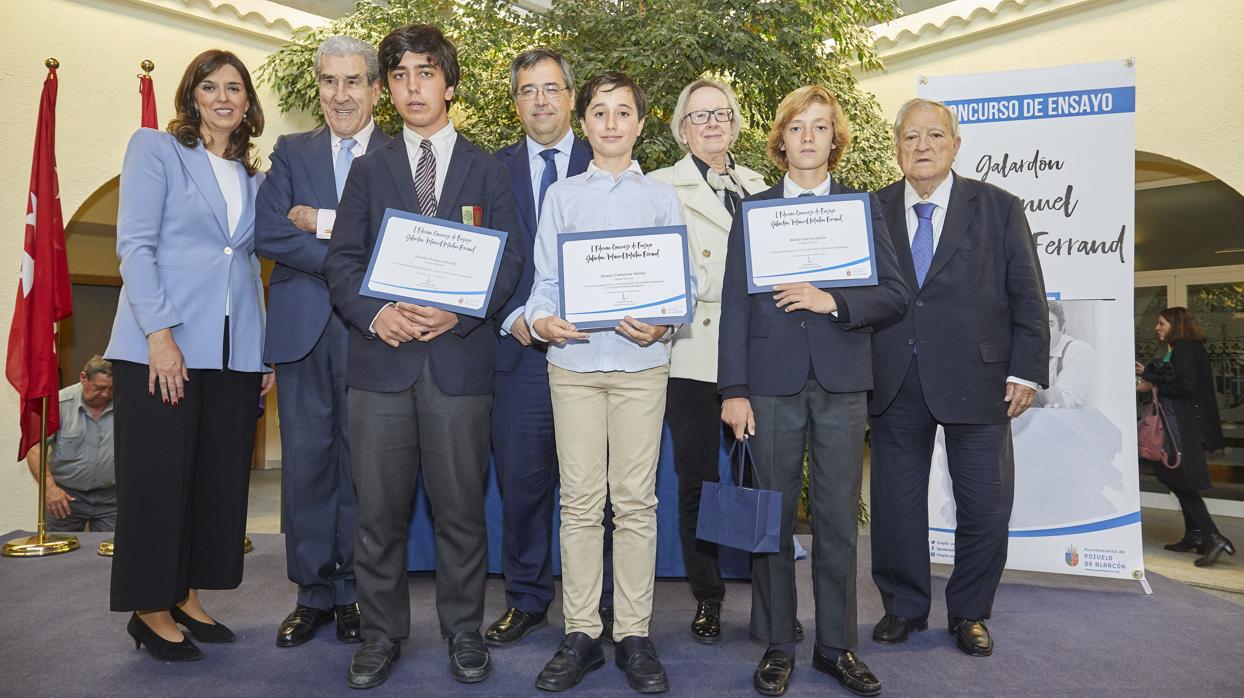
left=486, top=48, right=618, bottom=649
left=257, top=34, right=390, bottom=651
left=323, top=24, right=523, bottom=689
left=868, top=98, right=1048, bottom=658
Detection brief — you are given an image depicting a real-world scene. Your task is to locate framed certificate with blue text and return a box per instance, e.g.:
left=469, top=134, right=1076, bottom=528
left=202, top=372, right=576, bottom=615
left=557, top=226, right=693, bottom=331
left=742, top=193, right=878, bottom=293
left=358, top=208, right=509, bottom=318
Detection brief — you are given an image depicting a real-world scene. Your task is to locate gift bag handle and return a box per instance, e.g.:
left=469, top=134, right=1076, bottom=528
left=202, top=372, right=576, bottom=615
left=728, top=437, right=761, bottom=488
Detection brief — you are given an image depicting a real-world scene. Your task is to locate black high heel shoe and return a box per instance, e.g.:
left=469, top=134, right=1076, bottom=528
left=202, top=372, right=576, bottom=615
left=127, top=613, right=203, bottom=662
left=170, top=604, right=237, bottom=643
left=1194, top=533, right=1236, bottom=567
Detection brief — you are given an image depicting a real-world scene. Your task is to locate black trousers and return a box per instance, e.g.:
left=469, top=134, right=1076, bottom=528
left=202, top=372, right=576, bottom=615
left=664, top=377, right=726, bottom=602
left=1171, top=488, right=1219, bottom=537
left=110, top=358, right=261, bottom=612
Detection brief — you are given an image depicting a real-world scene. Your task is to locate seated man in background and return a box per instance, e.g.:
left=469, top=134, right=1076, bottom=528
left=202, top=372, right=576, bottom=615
left=25, top=355, right=116, bottom=532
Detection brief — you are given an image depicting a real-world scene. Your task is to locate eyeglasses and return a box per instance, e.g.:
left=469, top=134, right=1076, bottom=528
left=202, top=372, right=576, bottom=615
left=683, top=108, right=734, bottom=125
left=516, top=84, right=567, bottom=101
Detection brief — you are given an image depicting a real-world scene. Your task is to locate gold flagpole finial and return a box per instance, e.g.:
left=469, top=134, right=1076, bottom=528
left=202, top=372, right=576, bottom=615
left=45, top=57, right=59, bottom=70
left=141, top=60, right=154, bottom=75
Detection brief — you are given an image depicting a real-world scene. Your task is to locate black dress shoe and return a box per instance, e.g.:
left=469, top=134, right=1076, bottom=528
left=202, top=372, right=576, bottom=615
left=949, top=618, right=993, bottom=657
left=277, top=605, right=334, bottom=648
left=535, top=631, right=605, bottom=692
left=1164, top=529, right=1204, bottom=554
left=691, top=599, right=722, bottom=644
left=486, top=607, right=547, bottom=647
left=170, top=604, right=236, bottom=643
left=599, top=606, right=615, bottom=645
left=448, top=630, right=491, bottom=683
left=1195, top=533, right=1236, bottom=567
left=335, top=604, right=362, bottom=643
left=795, top=620, right=803, bottom=642
left=127, top=613, right=203, bottom=662
left=615, top=635, right=669, bottom=693
left=753, top=648, right=795, bottom=696
left=872, top=614, right=928, bottom=644
left=348, top=640, right=400, bottom=689
left=812, top=646, right=881, bottom=696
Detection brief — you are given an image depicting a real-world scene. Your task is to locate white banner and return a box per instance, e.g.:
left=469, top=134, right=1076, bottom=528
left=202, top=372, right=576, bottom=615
left=919, top=60, right=1144, bottom=582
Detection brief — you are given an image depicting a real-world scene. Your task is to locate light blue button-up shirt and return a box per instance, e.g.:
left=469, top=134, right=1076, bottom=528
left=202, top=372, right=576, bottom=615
left=526, top=160, right=690, bottom=373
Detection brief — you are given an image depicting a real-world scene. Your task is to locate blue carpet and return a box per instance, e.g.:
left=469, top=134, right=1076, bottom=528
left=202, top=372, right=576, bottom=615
left=1, top=531, right=1240, bottom=696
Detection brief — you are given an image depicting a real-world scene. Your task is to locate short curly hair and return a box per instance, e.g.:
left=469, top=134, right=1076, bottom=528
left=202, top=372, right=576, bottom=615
left=766, top=85, right=851, bottom=172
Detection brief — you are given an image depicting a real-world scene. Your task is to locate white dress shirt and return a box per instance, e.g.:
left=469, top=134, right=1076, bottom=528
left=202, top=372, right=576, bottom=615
left=525, top=160, right=690, bottom=373
left=902, top=172, right=1037, bottom=391
left=206, top=150, right=244, bottom=315
left=402, top=120, right=457, bottom=205
left=781, top=172, right=832, bottom=198
left=316, top=119, right=376, bottom=237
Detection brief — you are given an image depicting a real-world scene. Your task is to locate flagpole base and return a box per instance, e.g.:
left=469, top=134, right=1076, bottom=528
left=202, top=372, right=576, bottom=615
left=97, top=538, right=115, bottom=557
left=3, top=533, right=80, bottom=557
left=243, top=536, right=253, bottom=554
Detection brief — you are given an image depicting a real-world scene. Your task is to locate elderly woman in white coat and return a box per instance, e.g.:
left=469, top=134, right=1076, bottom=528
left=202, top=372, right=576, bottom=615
left=649, top=78, right=767, bottom=644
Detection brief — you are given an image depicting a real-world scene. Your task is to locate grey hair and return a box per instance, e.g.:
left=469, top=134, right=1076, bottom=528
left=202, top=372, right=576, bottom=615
left=669, top=79, right=743, bottom=152
left=82, top=355, right=112, bottom=379
left=315, top=35, right=381, bottom=85
left=509, top=48, right=576, bottom=98
left=893, top=97, right=960, bottom=141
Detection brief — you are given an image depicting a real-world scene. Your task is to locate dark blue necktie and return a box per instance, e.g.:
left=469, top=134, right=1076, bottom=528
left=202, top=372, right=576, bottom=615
left=797, top=191, right=814, bottom=197
left=538, top=148, right=559, bottom=220
left=912, top=202, right=935, bottom=287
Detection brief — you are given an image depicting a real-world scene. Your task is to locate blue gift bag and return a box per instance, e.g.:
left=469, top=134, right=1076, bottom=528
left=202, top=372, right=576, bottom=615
left=695, top=438, right=782, bottom=554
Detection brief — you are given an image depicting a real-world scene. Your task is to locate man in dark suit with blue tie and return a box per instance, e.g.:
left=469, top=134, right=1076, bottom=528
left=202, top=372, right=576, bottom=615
left=256, top=35, right=390, bottom=649
left=323, top=24, right=523, bottom=689
left=868, top=98, right=1048, bottom=658
left=485, top=47, right=616, bottom=649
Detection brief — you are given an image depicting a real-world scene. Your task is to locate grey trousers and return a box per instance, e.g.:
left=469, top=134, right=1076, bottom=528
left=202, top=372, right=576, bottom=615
left=349, top=357, right=492, bottom=643
left=748, top=381, right=867, bottom=652
left=46, top=485, right=117, bottom=532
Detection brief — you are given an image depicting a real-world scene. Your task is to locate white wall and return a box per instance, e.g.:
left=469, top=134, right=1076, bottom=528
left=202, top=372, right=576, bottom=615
left=0, top=0, right=321, bottom=533
left=856, top=0, right=1244, bottom=196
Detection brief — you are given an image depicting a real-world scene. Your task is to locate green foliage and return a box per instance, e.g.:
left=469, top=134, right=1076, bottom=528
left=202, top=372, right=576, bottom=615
left=259, top=0, right=901, bottom=190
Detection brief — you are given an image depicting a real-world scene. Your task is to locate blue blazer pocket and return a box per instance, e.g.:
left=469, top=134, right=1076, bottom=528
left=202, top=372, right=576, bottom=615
left=979, top=341, right=1010, bottom=363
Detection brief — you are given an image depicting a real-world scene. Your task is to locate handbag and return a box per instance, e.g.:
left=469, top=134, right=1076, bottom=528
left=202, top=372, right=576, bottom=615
left=695, top=437, right=782, bottom=553
left=1138, top=386, right=1182, bottom=469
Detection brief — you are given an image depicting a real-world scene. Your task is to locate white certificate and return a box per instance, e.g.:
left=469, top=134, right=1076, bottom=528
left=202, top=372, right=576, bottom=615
left=558, top=226, right=693, bottom=330
left=743, top=193, right=878, bottom=293
left=359, top=208, right=508, bottom=318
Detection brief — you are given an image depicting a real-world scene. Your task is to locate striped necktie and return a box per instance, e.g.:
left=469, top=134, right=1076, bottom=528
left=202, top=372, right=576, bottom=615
left=415, top=138, right=438, bottom=216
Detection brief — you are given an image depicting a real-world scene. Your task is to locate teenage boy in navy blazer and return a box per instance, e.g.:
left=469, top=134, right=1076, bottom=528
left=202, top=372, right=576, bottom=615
left=323, top=23, right=523, bottom=690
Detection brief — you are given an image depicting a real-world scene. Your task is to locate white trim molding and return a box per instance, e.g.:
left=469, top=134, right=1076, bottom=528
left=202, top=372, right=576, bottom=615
left=114, top=0, right=328, bottom=43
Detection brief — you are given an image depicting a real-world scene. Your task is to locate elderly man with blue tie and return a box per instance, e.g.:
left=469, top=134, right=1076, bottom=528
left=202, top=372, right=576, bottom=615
left=255, top=35, right=392, bottom=649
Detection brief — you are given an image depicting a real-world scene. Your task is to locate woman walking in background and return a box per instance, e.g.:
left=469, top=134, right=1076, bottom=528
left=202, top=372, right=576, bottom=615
left=1137, top=306, right=1232, bottom=567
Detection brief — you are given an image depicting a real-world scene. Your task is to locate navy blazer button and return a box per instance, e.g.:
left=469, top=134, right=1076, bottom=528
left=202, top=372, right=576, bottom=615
left=800, top=321, right=807, bottom=329
left=907, top=338, right=916, bottom=345
left=915, top=299, right=924, bottom=308
left=224, top=246, right=233, bottom=255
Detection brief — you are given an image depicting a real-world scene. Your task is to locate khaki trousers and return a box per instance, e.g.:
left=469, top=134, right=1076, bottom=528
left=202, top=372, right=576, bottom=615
left=549, top=363, right=668, bottom=640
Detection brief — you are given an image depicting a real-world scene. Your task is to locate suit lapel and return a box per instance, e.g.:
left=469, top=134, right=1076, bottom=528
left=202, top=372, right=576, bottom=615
left=506, top=142, right=538, bottom=237
left=675, top=157, right=734, bottom=232
left=382, top=138, right=422, bottom=214
left=436, top=137, right=472, bottom=220
left=568, top=137, right=592, bottom=177
left=235, top=169, right=259, bottom=240
left=303, top=126, right=338, bottom=208
left=176, top=143, right=228, bottom=237
left=885, top=186, right=920, bottom=289
left=925, top=175, right=976, bottom=284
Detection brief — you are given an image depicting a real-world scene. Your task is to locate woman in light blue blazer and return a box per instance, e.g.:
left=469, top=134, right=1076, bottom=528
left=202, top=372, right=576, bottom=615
left=105, top=49, right=273, bottom=662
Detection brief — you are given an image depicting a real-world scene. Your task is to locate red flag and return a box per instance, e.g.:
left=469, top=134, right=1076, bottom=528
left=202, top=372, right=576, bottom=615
left=138, top=74, right=157, bottom=129
left=6, top=66, right=73, bottom=459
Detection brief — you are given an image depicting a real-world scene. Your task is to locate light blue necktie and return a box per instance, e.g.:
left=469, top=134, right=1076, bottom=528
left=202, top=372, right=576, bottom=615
left=334, top=137, right=357, bottom=201
left=537, top=148, right=559, bottom=219
left=912, top=202, right=935, bottom=287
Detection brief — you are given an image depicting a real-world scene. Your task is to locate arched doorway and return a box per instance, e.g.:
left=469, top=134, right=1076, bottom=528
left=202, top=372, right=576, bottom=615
left=1134, top=152, right=1244, bottom=513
